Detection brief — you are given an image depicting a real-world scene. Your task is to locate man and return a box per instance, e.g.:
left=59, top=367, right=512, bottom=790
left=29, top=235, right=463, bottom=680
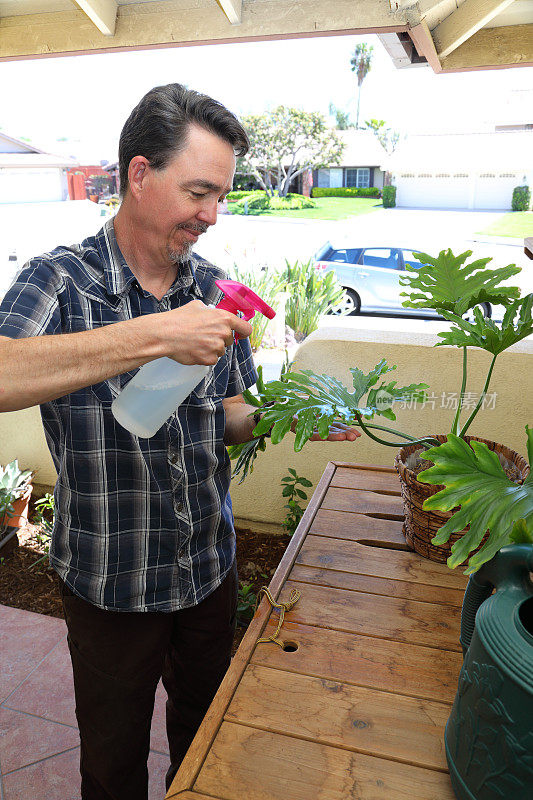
left=0, top=84, right=359, bottom=800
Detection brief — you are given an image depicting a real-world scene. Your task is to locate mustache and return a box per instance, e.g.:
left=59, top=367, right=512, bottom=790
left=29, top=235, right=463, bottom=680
left=176, top=222, right=209, bottom=234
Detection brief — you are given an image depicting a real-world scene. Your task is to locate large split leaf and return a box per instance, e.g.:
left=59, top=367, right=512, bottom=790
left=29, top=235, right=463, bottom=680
left=399, top=249, right=521, bottom=316
left=417, top=428, right=533, bottom=573
left=252, top=359, right=428, bottom=452
left=435, top=294, right=533, bottom=355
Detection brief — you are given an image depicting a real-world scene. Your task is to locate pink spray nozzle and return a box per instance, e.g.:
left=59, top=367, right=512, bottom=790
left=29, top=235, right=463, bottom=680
left=214, top=279, right=275, bottom=341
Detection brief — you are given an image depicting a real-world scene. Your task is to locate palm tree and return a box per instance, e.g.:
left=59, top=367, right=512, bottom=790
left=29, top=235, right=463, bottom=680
left=350, top=43, right=374, bottom=129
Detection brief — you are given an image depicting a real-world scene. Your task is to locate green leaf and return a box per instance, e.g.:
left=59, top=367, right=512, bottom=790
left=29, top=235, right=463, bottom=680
left=436, top=294, right=533, bottom=356
left=417, top=428, right=533, bottom=573
left=298, top=477, right=313, bottom=487
left=510, top=518, right=533, bottom=544
left=287, top=468, right=297, bottom=477
left=399, top=248, right=521, bottom=315
left=282, top=485, right=293, bottom=497
left=281, top=477, right=293, bottom=484
left=296, top=489, right=307, bottom=499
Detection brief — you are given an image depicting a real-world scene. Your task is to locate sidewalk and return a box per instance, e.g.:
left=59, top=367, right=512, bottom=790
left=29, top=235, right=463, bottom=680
left=0, top=605, right=169, bottom=800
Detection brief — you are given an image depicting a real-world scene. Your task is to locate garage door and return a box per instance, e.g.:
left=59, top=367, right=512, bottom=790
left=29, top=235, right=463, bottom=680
left=473, top=173, right=519, bottom=210
left=0, top=169, right=64, bottom=203
left=396, top=173, right=471, bottom=209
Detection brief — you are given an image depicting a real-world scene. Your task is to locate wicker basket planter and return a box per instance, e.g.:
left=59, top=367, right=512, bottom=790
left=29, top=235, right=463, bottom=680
left=394, top=436, right=530, bottom=563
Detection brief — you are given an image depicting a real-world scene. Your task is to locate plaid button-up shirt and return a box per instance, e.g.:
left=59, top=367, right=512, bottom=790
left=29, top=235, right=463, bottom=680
left=0, top=218, right=257, bottom=612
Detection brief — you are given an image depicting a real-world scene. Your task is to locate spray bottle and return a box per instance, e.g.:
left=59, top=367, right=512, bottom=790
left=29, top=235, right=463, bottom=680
left=111, top=279, right=275, bottom=438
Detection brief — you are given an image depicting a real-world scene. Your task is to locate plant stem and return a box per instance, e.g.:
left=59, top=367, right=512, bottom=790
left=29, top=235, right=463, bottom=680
left=458, top=354, right=498, bottom=437
left=354, top=412, right=440, bottom=449
left=451, top=347, right=468, bottom=436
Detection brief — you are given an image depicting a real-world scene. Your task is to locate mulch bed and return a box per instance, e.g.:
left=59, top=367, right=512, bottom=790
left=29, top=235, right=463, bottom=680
left=0, top=497, right=291, bottom=656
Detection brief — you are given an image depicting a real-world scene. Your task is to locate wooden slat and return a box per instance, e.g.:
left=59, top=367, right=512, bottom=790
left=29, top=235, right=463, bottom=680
left=330, top=466, right=401, bottom=493
left=289, top=563, right=465, bottom=606
left=168, top=793, right=221, bottom=800
left=193, top=722, right=457, bottom=800
left=296, top=536, right=468, bottom=590
left=251, top=620, right=463, bottom=703
left=225, top=664, right=449, bottom=770
left=322, top=487, right=405, bottom=516
left=309, top=508, right=408, bottom=546
left=279, top=580, right=462, bottom=650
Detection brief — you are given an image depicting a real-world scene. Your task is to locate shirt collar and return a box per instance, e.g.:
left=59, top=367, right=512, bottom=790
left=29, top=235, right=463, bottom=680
left=98, top=217, right=204, bottom=301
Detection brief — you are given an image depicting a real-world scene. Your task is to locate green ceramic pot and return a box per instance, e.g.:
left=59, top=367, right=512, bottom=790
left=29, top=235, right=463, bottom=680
left=445, top=545, right=533, bottom=800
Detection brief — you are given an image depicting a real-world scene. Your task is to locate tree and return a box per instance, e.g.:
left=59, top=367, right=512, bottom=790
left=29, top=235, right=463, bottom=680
left=364, top=117, right=401, bottom=154
left=350, top=43, right=374, bottom=129
left=238, top=107, right=345, bottom=198
left=328, top=103, right=354, bottom=130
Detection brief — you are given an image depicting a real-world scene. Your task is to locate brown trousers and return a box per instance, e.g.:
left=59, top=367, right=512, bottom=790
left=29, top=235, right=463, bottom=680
left=60, top=561, right=238, bottom=800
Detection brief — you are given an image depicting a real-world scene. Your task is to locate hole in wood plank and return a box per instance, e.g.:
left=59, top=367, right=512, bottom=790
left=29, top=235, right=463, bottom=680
left=282, top=640, right=299, bottom=652
left=356, top=539, right=412, bottom=552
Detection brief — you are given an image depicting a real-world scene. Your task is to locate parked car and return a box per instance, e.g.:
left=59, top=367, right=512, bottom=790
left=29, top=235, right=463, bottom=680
left=314, top=243, right=492, bottom=318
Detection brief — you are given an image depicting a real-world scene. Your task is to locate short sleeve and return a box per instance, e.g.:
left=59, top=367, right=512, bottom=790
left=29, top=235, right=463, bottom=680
left=225, top=336, right=258, bottom=398
left=0, top=258, right=64, bottom=339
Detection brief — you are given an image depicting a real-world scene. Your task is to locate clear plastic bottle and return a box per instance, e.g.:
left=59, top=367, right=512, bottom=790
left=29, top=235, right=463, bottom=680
left=111, top=357, right=210, bottom=438
left=111, top=279, right=275, bottom=438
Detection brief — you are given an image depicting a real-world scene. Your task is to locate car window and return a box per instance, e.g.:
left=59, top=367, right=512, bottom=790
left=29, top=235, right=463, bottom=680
left=361, top=248, right=400, bottom=270
left=402, top=250, right=425, bottom=270
left=328, top=248, right=360, bottom=263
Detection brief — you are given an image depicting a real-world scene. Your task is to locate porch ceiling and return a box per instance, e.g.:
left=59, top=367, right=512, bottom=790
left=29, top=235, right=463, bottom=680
left=0, top=0, right=531, bottom=72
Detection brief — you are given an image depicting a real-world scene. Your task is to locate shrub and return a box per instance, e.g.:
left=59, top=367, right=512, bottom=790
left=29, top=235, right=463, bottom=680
left=382, top=185, right=397, bottom=208
left=512, top=185, right=531, bottom=212
left=311, top=187, right=381, bottom=198
left=283, top=259, right=345, bottom=341
left=227, top=190, right=255, bottom=201
left=231, top=191, right=270, bottom=214
left=268, top=193, right=316, bottom=210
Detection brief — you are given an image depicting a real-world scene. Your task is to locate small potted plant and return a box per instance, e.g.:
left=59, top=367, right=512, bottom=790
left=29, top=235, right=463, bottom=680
left=230, top=249, right=533, bottom=574
left=0, top=459, right=33, bottom=556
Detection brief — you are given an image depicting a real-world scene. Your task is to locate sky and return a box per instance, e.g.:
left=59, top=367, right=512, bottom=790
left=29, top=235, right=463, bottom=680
left=0, top=32, right=532, bottom=163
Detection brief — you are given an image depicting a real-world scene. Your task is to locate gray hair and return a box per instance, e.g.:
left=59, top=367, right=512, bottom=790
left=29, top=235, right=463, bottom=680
left=118, top=83, right=249, bottom=195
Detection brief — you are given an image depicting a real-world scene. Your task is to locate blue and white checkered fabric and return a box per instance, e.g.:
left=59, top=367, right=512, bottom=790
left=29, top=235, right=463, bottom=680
left=0, top=218, right=257, bottom=611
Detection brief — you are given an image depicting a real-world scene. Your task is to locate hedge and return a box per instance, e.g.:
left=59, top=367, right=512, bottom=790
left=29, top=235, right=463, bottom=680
left=231, top=191, right=316, bottom=214
left=311, top=187, right=381, bottom=198
left=269, top=193, right=316, bottom=210
left=227, top=190, right=255, bottom=201
left=382, top=185, right=396, bottom=208
left=512, top=185, right=531, bottom=212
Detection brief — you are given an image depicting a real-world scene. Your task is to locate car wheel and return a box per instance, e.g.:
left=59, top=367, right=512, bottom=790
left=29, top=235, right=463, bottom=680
left=329, top=289, right=361, bottom=316
left=464, top=302, right=492, bottom=321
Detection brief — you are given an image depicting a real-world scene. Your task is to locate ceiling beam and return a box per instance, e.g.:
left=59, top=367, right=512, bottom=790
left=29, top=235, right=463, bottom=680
left=440, top=23, right=533, bottom=70
left=216, top=0, right=242, bottom=25
left=73, top=0, right=118, bottom=36
left=0, top=0, right=409, bottom=61
left=408, top=19, right=442, bottom=72
left=432, top=0, right=516, bottom=60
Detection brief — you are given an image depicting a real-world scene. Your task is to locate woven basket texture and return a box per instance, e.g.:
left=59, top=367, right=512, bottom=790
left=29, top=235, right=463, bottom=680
left=394, top=435, right=530, bottom=564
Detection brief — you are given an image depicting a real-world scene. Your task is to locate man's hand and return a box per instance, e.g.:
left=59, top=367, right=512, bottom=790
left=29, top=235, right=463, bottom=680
left=290, top=417, right=361, bottom=442
left=159, top=301, right=253, bottom=365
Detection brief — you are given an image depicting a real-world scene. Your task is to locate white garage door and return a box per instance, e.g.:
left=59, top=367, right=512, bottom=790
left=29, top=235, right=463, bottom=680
left=396, top=173, right=471, bottom=209
left=0, top=169, right=64, bottom=204
left=473, top=173, right=519, bottom=210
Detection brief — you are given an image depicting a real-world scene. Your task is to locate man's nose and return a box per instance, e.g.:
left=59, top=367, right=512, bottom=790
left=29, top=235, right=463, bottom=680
left=196, top=198, right=218, bottom=227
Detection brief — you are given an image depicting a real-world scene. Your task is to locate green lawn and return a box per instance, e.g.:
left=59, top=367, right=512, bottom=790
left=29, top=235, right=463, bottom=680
left=229, top=197, right=382, bottom=221
left=477, top=211, right=533, bottom=238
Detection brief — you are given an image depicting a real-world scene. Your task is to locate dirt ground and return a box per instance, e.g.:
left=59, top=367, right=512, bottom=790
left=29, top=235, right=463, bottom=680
left=0, top=497, right=291, bottom=657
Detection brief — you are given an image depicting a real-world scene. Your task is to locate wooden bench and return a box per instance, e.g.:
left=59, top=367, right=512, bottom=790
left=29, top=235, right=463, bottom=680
left=166, top=462, right=468, bottom=800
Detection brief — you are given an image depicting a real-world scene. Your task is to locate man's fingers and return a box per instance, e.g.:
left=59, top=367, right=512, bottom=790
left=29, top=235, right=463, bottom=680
left=228, top=314, right=253, bottom=339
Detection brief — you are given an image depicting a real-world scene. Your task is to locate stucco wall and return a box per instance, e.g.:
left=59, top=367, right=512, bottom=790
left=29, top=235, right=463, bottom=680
left=1, top=326, right=532, bottom=525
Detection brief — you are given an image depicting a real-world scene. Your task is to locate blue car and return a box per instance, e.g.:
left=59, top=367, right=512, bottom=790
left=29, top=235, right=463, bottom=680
left=315, top=243, right=492, bottom=318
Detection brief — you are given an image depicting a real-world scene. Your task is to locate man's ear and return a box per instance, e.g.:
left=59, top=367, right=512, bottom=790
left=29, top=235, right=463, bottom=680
left=128, top=156, right=149, bottom=199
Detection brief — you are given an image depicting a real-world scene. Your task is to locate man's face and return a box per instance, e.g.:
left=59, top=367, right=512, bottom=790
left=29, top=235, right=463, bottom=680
left=134, top=123, right=236, bottom=266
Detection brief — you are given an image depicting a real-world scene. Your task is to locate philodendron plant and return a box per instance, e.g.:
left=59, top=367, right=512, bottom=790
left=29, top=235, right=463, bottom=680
left=228, top=249, right=533, bottom=572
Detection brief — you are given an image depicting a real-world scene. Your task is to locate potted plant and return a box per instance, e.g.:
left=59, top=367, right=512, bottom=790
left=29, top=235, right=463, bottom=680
left=229, top=249, right=533, bottom=574
left=0, top=459, right=33, bottom=556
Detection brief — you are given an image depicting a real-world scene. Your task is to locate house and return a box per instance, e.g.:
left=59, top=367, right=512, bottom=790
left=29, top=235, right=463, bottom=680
left=387, top=130, right=533, bottom=210
left=0, top=132, right=78, bottom=204
left=311, top=129, right=387, bottom=193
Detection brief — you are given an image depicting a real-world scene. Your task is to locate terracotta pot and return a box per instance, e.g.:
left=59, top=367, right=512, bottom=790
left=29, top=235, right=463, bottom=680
left=394, top=437, right=529, bottom=564
left=0, top=485, right=32, bottom=531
